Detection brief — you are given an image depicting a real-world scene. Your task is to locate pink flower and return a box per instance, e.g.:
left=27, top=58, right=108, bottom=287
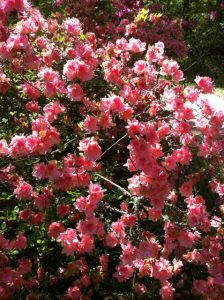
left=43, top=47, right=62, bottom=67
left=134, top=60, right=147, bottom=75
left=67, top=83, right=84, bottom=101
left=66, top=285, right=81, bottom=300
left=183, top=86, right=199, bottom=103
left=32, top=162, right=60, bottom=180
left=209, top=11, right=217, bottom=21
left=98, top=112, right=115, bottom=129
left=148, top=208, right=162, bottom=221
left=38, top=68, right=65, bottom=98
left=17, top=258, right=32, bottom=275
left=33, top=188, right=52, bottom=210
left=0, top=139, right=9, bottom=156
left=134, top=283, right=146, bottom=296
left=121, top=214, right=136, bottom=227
left=30, top=212, right=45, bottom=225
left=74, top=196, right=94, bottom=216
left=36, top=37, right=47, bottom=49
left=195, top=76, right=213, bottom=93
left=183, top=249, right=201, bottom=263
left=137, top=238, right=161, bottom=259
left=14, top=181, right=33, bottom=200
left=110, top=95, right=126, bottom=113
left=114, top=264, right=134, bottom=282
left=11, top=233, right=27, bottom=250
left=104, top=232, right=119, bottom=248
left=178, top=229, right=198, bottom=248
left=2, top=0, right=28, bottom=13
left=0, top=267, right=15, bottom=284
left=160, top=59, right=184, bottom=83
left=0, top=72, right=10, bottom=93
left=77, top=216, right=104, bottom=236
left=210, top=179, right=224, bottom=196
left=79, top=234, right=94, bottom=253
left=22, top=82, right=41, bottom=100
left=9, top=135, right=32, bottom=157
left=43, top=101, right=65, bottom=122
left=99, top=254, right=109, bottom=273
left=171, top=259, right=182, bottom=275
left=64, top=18, right=81, bottom=36
left=66, top=48, right=77, bottom=61
left=63, top=59, right=94, bottom=82
left=120, top=202, right=128, bottom=212
left=25, top=101, right=40, bottom=113
left=179, top=182, right=193, bottom=197
left=103, top=58, right=123, bottom=85
left=163, top=155, right=177, bottom=170
left=116, top=38, right=128, bottom=52
left=120, top=243, right=137, bottom=265
left=56, top=204, right=71, bottom=216
left=128, top=38, right=146, bottom=53
left=88, top=183, right=104, bottom=203
left=160, top=281, right=174, bottom=300
left=152, top=258, right=173, bottom=282
left=0, top=234, right=9, bottom=250
left=57, top=228, right=78, bottom=256
left=175, top=146, right=192, bottom=166
left=83, top=115, right=98, bottom=132
left=187, top=203, right=209, bottom=229
left=48, top=222, right=65, bottom=239
left=146, top=42, right=165, bottom=63
left=79, top=137, right=102, bottom=161
left=81, top=274, right=91, bottom=286
left=111, top=221, right=126, bottom=240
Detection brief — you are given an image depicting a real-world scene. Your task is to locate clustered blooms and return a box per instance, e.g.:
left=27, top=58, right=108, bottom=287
left=0, top=0, right=223, bottom=299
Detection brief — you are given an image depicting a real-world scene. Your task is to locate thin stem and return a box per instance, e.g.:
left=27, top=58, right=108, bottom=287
left=95, top=172, right=131, bottom=197
left=165, top=202, right=186, bottom=214
left=51, top=137, right=77, bottom=155
left=99, top=133, right=128, bottom=160
left=22, top=78, right=43, bottom=95
left=97, top=202, right=125, bottom=215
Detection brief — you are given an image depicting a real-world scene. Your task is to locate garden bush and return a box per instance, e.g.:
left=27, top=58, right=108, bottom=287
left=0, top=0, right=223, bottom=299
left=143, top=0, right=224, bottom=86
left=32, top=0, right=224, bottom=86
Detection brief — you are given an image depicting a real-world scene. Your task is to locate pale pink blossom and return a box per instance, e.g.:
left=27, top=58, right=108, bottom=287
left=14, top=181, right=33, bottom=200
left=195, top=76, right=213, bottom=93
left=152, top=258, right=173, bottom=282
left=64, top=18, right=81, bottom=36
left=67, top=83, right=84, bottom=101
left=63, top=59, right=95, bottom=82
left=77, top=216, right=104, bottom=236
left=79, top=137, right=102, bottom=161
left=128, top=38, right=146, bottom=53
left=0, top=139, right=9, bottom=156
left=83, top=115, right=98, bottom=132
left=160, top=281, right=174, bottom=300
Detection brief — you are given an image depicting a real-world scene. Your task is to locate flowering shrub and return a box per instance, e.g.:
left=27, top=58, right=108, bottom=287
left=154, top=0, right=224, bottom=85
left=51, top=0, right=187, bottom=58
left=0, top=0, right=223, bottom=299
